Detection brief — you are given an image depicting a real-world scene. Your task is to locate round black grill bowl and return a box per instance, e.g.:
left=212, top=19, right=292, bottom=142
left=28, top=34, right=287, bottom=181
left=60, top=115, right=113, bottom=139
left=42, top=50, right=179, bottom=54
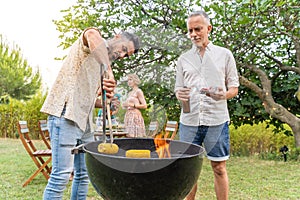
left=84, top=138, right=204, bottom=200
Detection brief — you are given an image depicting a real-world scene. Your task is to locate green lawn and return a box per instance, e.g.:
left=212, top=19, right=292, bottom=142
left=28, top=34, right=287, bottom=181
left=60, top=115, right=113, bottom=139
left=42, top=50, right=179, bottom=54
left=0, top=138, right=299, bottom=200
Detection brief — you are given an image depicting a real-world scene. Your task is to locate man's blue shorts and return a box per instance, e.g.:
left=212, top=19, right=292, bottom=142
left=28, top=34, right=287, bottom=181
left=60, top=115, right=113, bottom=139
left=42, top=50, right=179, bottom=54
left=179, top=122, right=230, bottom=161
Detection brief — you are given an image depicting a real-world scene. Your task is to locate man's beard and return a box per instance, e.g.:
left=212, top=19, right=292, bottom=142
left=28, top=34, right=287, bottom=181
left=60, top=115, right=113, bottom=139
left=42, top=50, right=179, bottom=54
left=107, top=48, right=116, bottom=62
left=192, top=39, right=207, bottom=50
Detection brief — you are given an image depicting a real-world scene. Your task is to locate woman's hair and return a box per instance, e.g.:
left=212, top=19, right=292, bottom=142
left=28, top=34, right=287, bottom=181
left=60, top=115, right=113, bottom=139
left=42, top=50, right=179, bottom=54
left=127, top=73, right=141, bottom=85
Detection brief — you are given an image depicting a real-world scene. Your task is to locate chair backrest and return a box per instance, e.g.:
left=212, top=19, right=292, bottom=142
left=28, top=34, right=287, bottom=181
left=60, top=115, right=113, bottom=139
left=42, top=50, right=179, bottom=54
left=164, top=121, right=178, bottom=140
left=38, top=120, right=51, bottom=149
left=18, top=121, right=39, bottom=156
left=147, top=121, right=159, bottom=137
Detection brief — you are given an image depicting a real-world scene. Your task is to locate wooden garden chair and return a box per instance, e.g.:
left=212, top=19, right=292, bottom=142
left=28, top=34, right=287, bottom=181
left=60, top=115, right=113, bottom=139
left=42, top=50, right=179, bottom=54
left=38, top=120, right=51, bottom=149
left=17, top=121, right=52, bottom=187
left=147, top=121, right=159, bottom=137
left=163, top=121, right=178, bottom=140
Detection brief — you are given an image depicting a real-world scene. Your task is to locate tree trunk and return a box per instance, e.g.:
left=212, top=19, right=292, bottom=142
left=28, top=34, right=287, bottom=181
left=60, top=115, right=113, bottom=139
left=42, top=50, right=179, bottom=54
left=264, top=101, right=300, bottom=148
left=240, top=68, right=300, bottom=148
left=290, top=121, right=300, bottom=148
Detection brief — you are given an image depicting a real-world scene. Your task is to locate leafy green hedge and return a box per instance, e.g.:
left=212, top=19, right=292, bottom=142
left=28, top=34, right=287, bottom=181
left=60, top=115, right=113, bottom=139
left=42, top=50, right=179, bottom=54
left=0, top=91, right=48, bottom=139
left=230, top=123, right=297, bottom=160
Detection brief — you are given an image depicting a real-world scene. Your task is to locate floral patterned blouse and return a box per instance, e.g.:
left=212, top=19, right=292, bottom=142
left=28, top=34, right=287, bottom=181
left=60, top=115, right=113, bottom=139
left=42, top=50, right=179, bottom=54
left=41, top=27, right=104, bottom=131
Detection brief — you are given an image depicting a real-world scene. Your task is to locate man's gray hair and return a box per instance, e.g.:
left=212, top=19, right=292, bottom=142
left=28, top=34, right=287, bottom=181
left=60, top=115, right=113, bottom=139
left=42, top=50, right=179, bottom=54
left=120, top=32, right=141, bottom=54
left=188, top=10, right=211, bottom=25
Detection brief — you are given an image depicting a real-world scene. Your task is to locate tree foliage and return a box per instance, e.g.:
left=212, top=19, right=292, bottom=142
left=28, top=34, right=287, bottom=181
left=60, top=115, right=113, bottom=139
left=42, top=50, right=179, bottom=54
left=53, top=0, right=300, bottom=147
left=54, top=0, right=198, bottom=122
left=0, top=35, right=42, bottom=101
left=205, top=0, right=300, bottom=147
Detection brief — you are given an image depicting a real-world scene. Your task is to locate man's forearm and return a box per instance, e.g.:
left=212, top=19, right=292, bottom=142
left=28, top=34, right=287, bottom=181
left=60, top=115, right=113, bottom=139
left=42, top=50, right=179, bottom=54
left=226, top=87, right=238, bottom=99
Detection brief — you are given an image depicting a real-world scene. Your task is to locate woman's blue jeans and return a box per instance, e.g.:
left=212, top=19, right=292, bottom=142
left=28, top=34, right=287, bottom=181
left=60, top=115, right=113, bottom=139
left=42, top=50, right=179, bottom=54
left=43, top=115, right=94, bottom=200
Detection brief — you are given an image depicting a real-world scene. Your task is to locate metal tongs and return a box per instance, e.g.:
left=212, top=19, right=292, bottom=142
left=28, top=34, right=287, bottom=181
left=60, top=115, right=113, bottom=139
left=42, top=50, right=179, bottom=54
left=100, top=64, right=114, bottom=144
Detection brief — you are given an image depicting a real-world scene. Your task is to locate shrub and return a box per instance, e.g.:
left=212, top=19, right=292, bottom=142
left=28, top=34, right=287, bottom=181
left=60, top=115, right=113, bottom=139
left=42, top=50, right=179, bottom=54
left=230, top=122, right=295, bottom=159
left=0, top=91, right=47, bottom=139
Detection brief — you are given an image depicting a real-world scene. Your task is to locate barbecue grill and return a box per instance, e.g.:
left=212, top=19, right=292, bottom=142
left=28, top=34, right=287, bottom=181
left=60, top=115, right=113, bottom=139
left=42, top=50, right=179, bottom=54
left=83, top=138, right=204, bottom=200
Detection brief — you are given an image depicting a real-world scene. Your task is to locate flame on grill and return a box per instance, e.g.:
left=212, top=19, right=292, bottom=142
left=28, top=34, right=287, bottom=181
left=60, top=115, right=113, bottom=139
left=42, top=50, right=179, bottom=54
left=154, top=133, right=171, bottom=158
